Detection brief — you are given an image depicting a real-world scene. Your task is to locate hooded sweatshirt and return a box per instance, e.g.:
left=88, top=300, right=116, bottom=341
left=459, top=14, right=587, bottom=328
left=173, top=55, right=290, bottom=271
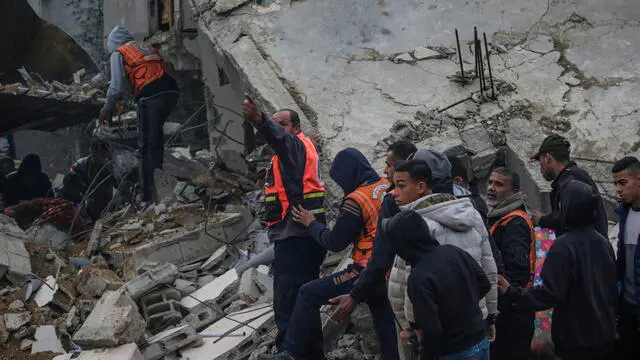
left=306, top=148, right=383, bottom=252
left=412, top=149, right=453, bottom=194
left=504, top=180, right=616, bottom=356
left=385, top=211, right=490, bottom=359
left=3, top=154, right=52, bottom=206
left=105, top=26, right=177, bottom=113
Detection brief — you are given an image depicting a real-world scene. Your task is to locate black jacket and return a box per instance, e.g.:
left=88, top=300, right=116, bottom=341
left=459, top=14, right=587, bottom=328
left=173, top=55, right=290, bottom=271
left=488, top=205, right=532, bottom=288
left=3, top=154, right=52, bottom=207
left=505, top=180, right=617, bottom=356
left=539, top=161, right=608, bottom=238
left=385, top=211, right=490, bottom=360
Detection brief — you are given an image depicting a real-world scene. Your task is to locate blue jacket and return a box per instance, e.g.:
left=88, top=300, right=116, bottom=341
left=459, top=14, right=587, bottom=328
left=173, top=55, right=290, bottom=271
left=616, top=203, right=640, bottom=304
left=308, top=148, right=380, bottom=252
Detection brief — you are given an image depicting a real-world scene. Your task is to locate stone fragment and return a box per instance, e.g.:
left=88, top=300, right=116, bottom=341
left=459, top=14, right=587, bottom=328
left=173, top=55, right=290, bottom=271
left=393, top=53, right=414, bottom=63
left=125, top=263, right=178, bottom=300
left=8, top=299, right=25, bottom=310
left=0, top=317, right=9, bottom=344
left=201, top=245, right=229, bottom=270
left=181, top=269, right=239, bottom=311
left=32, top=325, right=65, bottom=354
left=173, top=278, right=197, bottom=295
left=75, top=265, right=123, bottom=298
left=4, top=312, right=31, bottom=331
left=238, top=268, right=261, bottom=303
left=413, top=46, right=444, bottom=60
left=52, top=343, right=143, bottom=360
left=72, top=288, right=147, bottom=347
left=20, top=338, right=34, bottom=351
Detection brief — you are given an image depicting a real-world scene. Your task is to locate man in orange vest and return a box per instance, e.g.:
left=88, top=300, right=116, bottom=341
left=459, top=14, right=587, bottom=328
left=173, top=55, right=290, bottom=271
left=486, top=167, right=536, bottom=360
left=242, top=96, right=328, bottom=358
left=100, top=25, right=179, bottom=203
left=258, top=148, right=399, bottom=360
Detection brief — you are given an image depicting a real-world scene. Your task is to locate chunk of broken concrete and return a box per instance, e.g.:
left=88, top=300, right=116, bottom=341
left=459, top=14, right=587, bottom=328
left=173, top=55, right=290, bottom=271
left=4, top=312, right=31, bottom=331
left=181, top=268, right=239, bottom=311
left=238, top=268, right=261, bottom=303
left=32, top=325, right=65, bottom=354
left=75, top=264, right=123, bottom=298
left=218, top=150, right=250, bottom=176
left=0, top=214, right=32, bottom=282
left=25, top=223, right=71, bottom=249
left=0, top=316, right=9, bottom=344
left=413, top=46, right=444, bottom=60
left=72, top=288, right=147, bottom=348
left=125, top=263, right=178, bottom=300
left=52, top=343, right=143, bottom=360
left=13, top=325, right=36, bottom=340
left=393, top=53, right=414, bottom=63
left=201, top=245, right=228, bottom=271
left=145, top=324, right=203, bottom=360
left=173, top=278, right=197, bottom=295
left=8, top=299, right=25, bottom=310
left=213, top=0, right=250, bottom=14
left=20, top=338, right=34, bottom=351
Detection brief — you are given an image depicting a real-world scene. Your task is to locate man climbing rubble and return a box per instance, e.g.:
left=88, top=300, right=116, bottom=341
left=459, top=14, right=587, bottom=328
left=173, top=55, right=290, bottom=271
left=384, top=210, right=492, bottom=360
left=260, top=148, right=399, bottom=360
left=329, top=140, right=417, bottom=360
left=485, top=168, right=535, bottom=360
left=390, top=156, right=498, bottom=347
left=100, top=25, right=179, bottom=203
left=498, top=180, right=617, bottom=360
left=241, top=96, right=327, bottom=356
left=611, top=156, right=640, bottom=360
left=530, top=134, right=607, bottom=237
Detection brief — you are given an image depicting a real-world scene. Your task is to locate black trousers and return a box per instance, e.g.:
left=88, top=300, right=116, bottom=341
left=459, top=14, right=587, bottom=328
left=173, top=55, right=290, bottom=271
left=491, top=309, right=535, bottom=360
left=618, top=300, right=640, bottom=360
left=137, top=91, right=178, bottom=202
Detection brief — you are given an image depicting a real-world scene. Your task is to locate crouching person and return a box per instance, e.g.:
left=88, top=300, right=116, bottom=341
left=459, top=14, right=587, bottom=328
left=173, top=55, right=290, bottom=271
left=384, top=210, right=491, bottom=360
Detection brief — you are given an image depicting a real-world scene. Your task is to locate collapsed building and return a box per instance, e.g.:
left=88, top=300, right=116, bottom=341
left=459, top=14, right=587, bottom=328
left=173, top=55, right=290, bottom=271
left=0, top=0, right=639, bottom=359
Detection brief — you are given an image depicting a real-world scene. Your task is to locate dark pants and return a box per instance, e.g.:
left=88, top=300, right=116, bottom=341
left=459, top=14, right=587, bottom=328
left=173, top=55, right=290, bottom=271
left=137, top=91, right=178, bottom=202
left=283, top=264, right=399, bottom=360
left=273, top=236, right=326, bottom=357
left=556, top=343, right=615, bottom=360
left=491, top=309, right=535, bottom=360
left=618, top=300, right=639, bottom=360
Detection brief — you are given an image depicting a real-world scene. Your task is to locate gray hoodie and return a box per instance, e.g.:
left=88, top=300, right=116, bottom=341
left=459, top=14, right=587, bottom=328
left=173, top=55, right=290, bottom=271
left=105, top=25, right=134, bottom=112
left=411, top=149, right=453, bottom=194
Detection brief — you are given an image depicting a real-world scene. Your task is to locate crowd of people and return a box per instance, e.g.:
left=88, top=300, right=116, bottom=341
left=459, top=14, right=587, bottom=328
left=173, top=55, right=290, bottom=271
left=240, top=95, right=640, bottom=360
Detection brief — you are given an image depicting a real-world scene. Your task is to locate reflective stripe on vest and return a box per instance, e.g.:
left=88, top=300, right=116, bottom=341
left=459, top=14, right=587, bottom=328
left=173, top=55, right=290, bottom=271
left=489, top=209, right=536, bottom=287
left=263, top=132, right=325, bottom=227
left=346, top=178, right=390, bottom=267
left=116, top=41, right=167, bottom=96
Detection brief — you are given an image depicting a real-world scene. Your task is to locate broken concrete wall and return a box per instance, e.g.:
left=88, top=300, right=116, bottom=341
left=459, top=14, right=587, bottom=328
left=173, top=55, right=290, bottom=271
left=27, top=0, right=104, bottom=65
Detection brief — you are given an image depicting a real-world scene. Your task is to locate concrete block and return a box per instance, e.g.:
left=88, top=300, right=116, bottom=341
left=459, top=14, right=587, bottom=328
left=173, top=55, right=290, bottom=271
left=125, top=263, right=178, bottom=300
left=52, top=343, right=143, bottom=360
left=201, top=245, right=229, bottom=270
left=72, top=288, right=147, bottom=348
left=145, top=324, right=203, bottom=360
left=4, top=312, right=31, bottom=331
left=140, top=289, right=185, bottom=333
left=32, top=325, right=65, bottom=354
left=181, top=269, right=239, bottom=311
left=238, top=268, right=260, bottom=303
left=183, top=305, right=223, bottom=331
left=180, top=304, right=274, bottom=360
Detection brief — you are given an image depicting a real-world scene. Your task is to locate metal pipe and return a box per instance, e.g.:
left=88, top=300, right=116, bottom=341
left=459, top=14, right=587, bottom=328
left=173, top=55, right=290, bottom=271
left=455, top=29, right=465, bottom=82
left=474, top=27, right=483, bottom=96
left=483, top=32, right=496, bottom=99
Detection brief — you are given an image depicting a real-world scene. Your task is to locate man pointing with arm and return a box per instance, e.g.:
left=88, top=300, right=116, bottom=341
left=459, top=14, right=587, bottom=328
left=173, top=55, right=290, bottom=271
left=242, top=96, right=327, bottom=359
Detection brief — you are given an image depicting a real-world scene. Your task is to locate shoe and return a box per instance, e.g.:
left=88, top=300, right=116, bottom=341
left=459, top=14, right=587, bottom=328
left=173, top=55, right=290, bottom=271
left=259, top=351, right=297, bottom=360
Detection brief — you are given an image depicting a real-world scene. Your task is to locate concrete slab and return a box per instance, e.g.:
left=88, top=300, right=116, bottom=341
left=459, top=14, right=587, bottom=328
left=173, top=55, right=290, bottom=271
left=3, top=312, right=30, bottom=331
left=34, top=276, right=58, bottom=307
left=0, top=214, right=32, bottom=280
left=180, top=304, right=275, bottom=360
left=181, top=269, right=239, bottom=311
left=145, top=324, right=202, bottom=360
left=52, top=343, right=143, bottom=360
left=31, top=325, right=65, bottom=355
left=201, top=245, right=229, bottom=271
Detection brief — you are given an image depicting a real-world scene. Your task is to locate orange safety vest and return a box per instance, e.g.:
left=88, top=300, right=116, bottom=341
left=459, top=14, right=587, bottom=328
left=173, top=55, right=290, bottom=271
left=115, top=41, right=168, bottom=96
left=489, top=209, right=536, bottom=287
left=346, top=178, right=391, bottom=267
left=263, top=132, right=325, bottom=227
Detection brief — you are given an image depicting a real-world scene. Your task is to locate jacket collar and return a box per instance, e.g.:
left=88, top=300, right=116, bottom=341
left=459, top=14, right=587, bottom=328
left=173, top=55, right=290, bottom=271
left=551, top=161, right=577, bottom=189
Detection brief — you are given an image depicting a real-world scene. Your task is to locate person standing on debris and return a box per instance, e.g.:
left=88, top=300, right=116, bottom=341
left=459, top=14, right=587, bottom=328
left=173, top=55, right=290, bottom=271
left=498, top=179, right=617, bottom=360
left=260, top=147, right=399, bottom=360
left=485, top=168, right=535, bottom=360
left=100, top=25, right=179, bottom=203
left=448, top=155, right=488, bottom=224
left=384, top=210, right=492, bottom=360
left=241, top=96, right=327, bottom=356
left=3, top=153, right=52, bottom=207
left=611, top=156, right=640, bottom=360
left=390, top=156, right=498, bottom=346
left=329, top=141, right=417, bottom=360
left=69, top=140, right=117, bottom=222
left=530, top=134, right=608, bottom=237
